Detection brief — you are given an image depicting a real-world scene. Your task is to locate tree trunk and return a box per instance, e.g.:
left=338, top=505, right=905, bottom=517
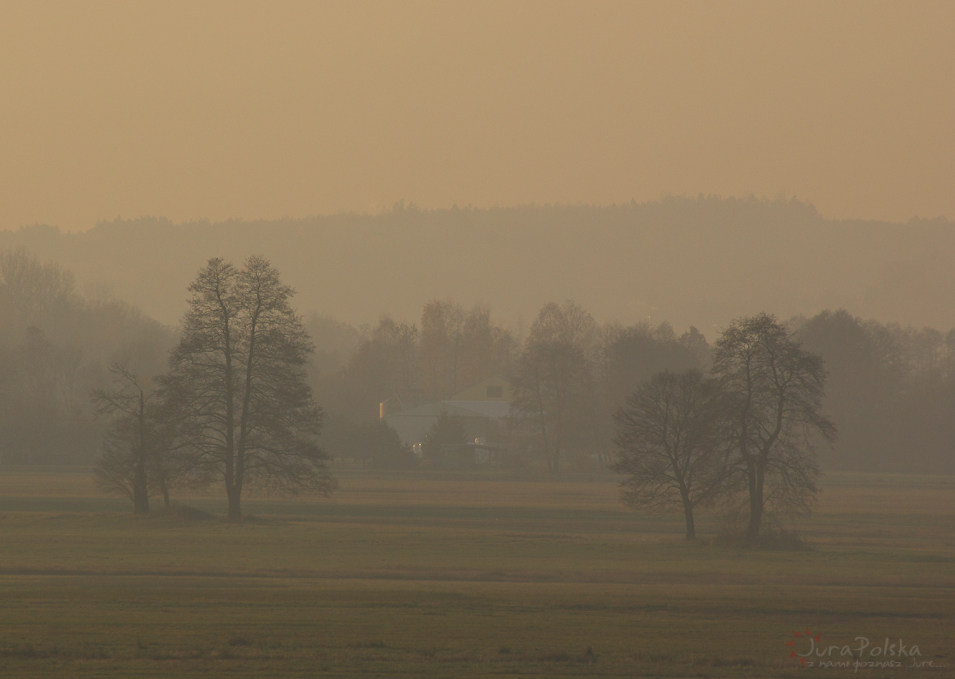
left=226, top=485, right=242, bottom=522
left=225, top=456, right=241, bottom=521
left=746, top=464, right=763, bottom=542
left=152, top=456, right=171, bottom=508
left=682, top=496, right=696, bottom=541
left=133, top=391, right=150, bottom=514
left=132, top=460, right=150, bottom=515
left=550, top=414, right=562, bottom=475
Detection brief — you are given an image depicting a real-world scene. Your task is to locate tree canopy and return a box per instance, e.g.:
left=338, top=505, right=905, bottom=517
left=613, top=369, right=729, bottom=540
left=158, top=256, right=335, bottom=521
left=713, top=313, right=836, bottom=541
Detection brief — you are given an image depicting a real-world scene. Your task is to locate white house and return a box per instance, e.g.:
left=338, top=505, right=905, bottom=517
left=382, top=376, right=514, bottom=458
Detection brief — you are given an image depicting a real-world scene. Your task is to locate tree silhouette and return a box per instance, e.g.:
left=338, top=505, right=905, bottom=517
left=713, top=313, right=835, bottom=541
left=91, top=365, right=153, bottom=514
left=158, top=256, right=335, bottom=521
left=613, top=370, right=729, bottom=540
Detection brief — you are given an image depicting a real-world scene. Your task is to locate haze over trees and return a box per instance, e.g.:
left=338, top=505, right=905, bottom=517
left=323, top=316, right=419, bottom=422
left=1, top=242, right=954, bottom=501
left=5, top=197, right=955, bottom=334
left=419, top=300, right=514, bottom=401
left=793, top=310, right=955, bottom=475
left=0, top=248, right=174, bottom=466
left=511, top=301, right=598, bottom=474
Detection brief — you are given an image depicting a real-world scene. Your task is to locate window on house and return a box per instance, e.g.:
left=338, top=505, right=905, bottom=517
left=486, top=385, right=503, bottom=398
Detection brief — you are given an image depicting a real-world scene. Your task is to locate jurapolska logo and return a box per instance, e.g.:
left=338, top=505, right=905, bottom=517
left=786, top=628, right=821, bottom=667
left=784, top=628, right=943, bottom=670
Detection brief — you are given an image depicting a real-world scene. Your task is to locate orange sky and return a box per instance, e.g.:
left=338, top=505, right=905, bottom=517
left=1, top=1, right=953, bottom=232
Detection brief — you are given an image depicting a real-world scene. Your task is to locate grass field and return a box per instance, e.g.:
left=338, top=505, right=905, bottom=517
left=0, top=469, right=952, bottom=677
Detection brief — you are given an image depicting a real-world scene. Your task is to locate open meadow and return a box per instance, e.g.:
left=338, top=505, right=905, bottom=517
left=0, top=469, right=952, bottom=678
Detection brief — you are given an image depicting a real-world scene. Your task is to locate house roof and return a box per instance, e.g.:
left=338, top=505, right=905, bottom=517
left=448, top=374, right=512, bottom=402
left=386, top=399, right=513, bottom=420
left=444, top=400, right=513, bottom=418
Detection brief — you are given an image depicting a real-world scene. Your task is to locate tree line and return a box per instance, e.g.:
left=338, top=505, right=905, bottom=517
left=2, top=248, right=954, bottom=522
left=8, top=197, right=955, bottom=336
left=0, top=249, right=173, bottom=466
left=310, top=304, right=955, bottom=477
left=310, top=299, right=710, bottom=470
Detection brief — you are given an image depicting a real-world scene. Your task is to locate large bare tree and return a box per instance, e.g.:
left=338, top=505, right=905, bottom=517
left=511, top=301, right=596, bottom=474
left=158, top=256, right=335, bottom=521
left=419, top=300, right=517, bottom=399
left=419, top=299, right=466, bottom=399
left=712, top=313, right=835, bottom=541
left=613, top=370, right=729, bottom=540
left=91, top=365, right=153, bottom=514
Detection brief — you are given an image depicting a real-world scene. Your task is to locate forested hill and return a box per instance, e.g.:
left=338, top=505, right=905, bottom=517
left=2, top=196, right=953, bottom=332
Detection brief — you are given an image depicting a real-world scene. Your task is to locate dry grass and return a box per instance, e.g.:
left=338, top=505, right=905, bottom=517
left=0, top=470, right=952, bottom=677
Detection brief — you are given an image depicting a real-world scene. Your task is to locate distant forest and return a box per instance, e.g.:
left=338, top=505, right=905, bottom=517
left=3, top=196, right=955, bottom=332
left=0, top=242, right=953, bottom=476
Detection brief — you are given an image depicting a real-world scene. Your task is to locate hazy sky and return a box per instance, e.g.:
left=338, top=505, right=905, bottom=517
left=1, top=1, right=953, bottom=232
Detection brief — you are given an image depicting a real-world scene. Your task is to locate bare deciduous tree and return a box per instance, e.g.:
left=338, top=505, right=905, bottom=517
left=342, top=317, right=419, bottom=420
left=713, top=313, right=836, bottom=541
left=0, top=248, right=76, bottom=324
left=158, top=256, right=335, bottom=521
left=91, top=364, right=152, bottom=514
left=613, top=369, right=728, bottom=540
left=420, top=299, right=466, bottom=399
left=419, top=300, right=518, bottom=400
left=511, top=302, right=596, bottom=474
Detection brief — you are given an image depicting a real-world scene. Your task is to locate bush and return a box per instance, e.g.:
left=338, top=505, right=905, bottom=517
left=421, top=411, right=467, bottom=468
left=322, top=417, right=417, bottom=469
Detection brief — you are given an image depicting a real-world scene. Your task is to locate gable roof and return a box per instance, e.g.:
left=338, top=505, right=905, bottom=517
left=448, top=375, right=512, bottom=402
left=386, top=399, right=513, bottom=420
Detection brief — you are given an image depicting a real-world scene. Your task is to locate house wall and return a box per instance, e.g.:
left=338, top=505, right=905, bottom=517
left=384, top=413, right=495, bottom=448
